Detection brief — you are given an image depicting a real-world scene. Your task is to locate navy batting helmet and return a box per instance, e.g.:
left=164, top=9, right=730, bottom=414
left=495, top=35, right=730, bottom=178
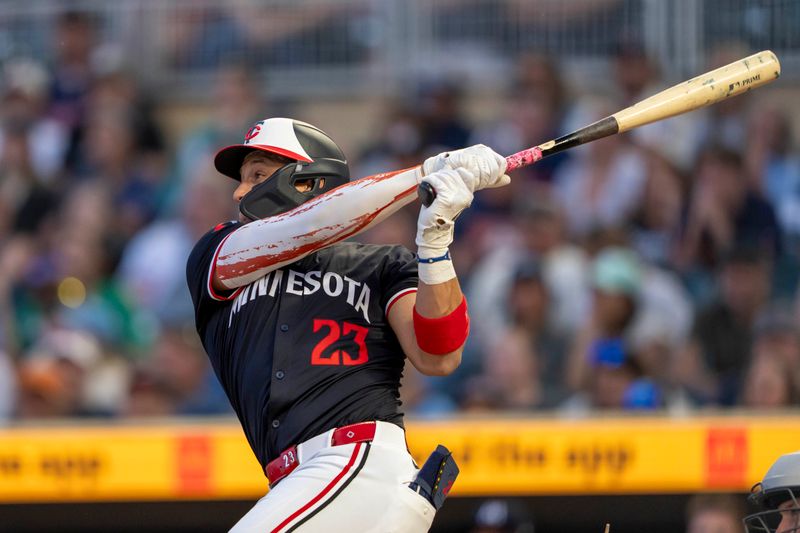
left=214, top=117, right=349, bottom=220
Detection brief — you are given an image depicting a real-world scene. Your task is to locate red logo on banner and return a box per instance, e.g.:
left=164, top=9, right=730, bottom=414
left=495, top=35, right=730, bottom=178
left=244, top=124, right=261, bottom=142
left=705, top=428, right=747, bottom=488
left=176, top=435, right=212, bottom=494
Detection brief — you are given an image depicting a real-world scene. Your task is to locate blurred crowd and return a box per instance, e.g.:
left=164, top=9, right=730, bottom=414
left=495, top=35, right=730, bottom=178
left=1, top=10, right=800, bottom=423
left=462, top=492, right=745, bottom=532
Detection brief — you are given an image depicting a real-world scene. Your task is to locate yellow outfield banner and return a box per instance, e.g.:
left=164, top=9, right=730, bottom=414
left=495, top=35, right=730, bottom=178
left=0, top=415, right=798, bottom=502
left=406, top=416, right=800, bottom=495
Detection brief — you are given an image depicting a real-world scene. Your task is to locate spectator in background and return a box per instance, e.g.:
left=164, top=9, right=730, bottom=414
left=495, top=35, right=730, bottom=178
left=514, top=53, right=567, bottom=121
left=601, top=227, right=695, bottom=389
left=613, top=40, right=660, bottom=108
left=142, top=325, right=230, bottom=416
left=467, top=57, right=570, bottom=235
left=88, top=67, right=167, bottom=179
left=116, top=165, right=235, bottom=325
left=0, top=100, right=60, bottom=238
left=579, top=230, right=694, bottom=382
left=462, top=326, right=544, bottom=411
left=415, top=78, right=471, bottom=155
left=469, top=82, right=559, bottom=216
left=740, top=306, right=800, bottom=409
left=740, top=352, right=795, bottom=409
left=565, top=247, right=642, bottom=393
left=504, top=261, right=568, bottom=406
left=471, top=54, right=570, bottom=191
left=354, top=103, right=427, bottom=179
left=124, top=324, right=232, bottom=418
left=16, top=329, right=107, bottom=418
left=694, top=42, right=754, bottom=154
left=75, top=108, right=166, bottom=240
left=678, top=146, right=781, bottom=302
left=0, top=60, right=64, bottom=247
left=358, top=78, right=471, bottom=177
left=673, top=248, right=772, bottom=406
left=452, top=259, right=564, bottom=411
left=560, top=336, right=663, bottom=414
left=629, top=152, right=686, bottom=267
left=628, top=275, right=694, bottom=395
left=685, top=493, right=745, bottom=533
left=48, top=10, right=98, bottom=169
left=469, top=498, right=535, bottom=533
left=124, top=366, right=178, bottom=417
left=17, top=352, right=87, bottom=418
left=612, top=43, right=700, bottom=170
left=169, top=62, right=263, bottom=210
left=744, top=102, right=800, bottom=286
left=467, top=199, right=589, bottom=348
left=553, top=96, right=648, bottom=238
left=0, top=237, right=37, bottom=358
left=756, top=305, right=800, bottom=395
left=458, top=201, right=588, bottom=410
left=0, top=59, right=70, bottom=185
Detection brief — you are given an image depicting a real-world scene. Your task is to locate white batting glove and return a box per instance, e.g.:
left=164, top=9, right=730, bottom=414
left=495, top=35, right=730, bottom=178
left=422, top=144, right=510, bottom=191
left=415, top=167, right=475, bottom=284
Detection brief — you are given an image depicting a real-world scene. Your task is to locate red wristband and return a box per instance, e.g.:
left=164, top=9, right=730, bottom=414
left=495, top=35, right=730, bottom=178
left=413, top=296, right=470, bottom=355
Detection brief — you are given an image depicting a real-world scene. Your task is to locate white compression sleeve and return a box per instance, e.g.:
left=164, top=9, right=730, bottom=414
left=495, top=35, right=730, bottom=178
left=215, top=167, right=422, bottom=288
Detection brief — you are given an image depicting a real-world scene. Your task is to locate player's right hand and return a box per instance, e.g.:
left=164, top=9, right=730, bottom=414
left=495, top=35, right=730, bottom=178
left=422, top=144, right=510, bottom=191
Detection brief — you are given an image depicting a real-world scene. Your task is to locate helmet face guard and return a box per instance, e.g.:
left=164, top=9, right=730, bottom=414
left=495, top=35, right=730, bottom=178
left=745, top=453, right=800, bottom=533
left=214, top=117, right=350, bottom=220
left=239, top=158, right=349, bottom=220
left=744, top=495, right=800, bottom=533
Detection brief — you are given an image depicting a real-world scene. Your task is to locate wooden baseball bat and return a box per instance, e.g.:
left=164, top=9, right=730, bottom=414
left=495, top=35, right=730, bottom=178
left=419, top=49, right=781, bottom=206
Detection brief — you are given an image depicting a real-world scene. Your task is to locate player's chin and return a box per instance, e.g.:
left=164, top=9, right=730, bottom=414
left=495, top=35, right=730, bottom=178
left=237, top=211, right=250, bottom=224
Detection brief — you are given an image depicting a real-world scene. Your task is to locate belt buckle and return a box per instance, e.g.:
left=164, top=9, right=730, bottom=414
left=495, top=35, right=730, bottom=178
left=266, top=445, right=299, bottom=487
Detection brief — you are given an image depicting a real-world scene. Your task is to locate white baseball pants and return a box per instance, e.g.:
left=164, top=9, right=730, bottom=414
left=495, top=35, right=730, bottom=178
left=229, top=421, right=436, bottom=533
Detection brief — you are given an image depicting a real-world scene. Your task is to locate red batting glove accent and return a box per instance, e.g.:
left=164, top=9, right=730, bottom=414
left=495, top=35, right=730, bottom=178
left=413, top=297, right=470, bottom=355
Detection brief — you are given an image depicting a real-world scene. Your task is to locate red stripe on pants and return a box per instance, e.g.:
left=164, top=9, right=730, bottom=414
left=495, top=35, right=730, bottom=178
left=271, top=442, right=363, bottom=533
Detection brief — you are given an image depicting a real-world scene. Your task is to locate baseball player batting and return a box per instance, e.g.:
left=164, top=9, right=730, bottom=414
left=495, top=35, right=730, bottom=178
left=186, top=117, right=508, bottom=532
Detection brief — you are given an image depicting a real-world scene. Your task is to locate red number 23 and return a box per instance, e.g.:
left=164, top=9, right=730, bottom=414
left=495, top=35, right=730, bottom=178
left=311, top=319, right=369, bottom=366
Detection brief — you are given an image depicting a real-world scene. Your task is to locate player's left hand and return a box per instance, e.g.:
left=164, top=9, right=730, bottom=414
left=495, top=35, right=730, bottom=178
left=415, top=167, right=474, bottom=259
left=422, top=144, right=510, bottom=191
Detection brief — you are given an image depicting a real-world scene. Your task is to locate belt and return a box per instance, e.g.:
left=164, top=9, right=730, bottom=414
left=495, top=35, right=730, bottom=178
left=265, top=421, right=378, bottom=487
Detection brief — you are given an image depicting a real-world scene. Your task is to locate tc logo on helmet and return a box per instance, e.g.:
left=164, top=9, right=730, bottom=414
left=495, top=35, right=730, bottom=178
left=244, top=124, right=262, bottom=143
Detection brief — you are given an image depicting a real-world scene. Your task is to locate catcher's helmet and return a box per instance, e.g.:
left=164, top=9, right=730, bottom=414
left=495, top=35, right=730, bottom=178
left=745, top=451, right=800, bottom=532
left=214, top=117, right=349, bottom=219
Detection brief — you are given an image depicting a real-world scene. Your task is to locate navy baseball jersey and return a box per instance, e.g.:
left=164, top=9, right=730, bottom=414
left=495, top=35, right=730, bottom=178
left=186, top=221, right=418, bottom=468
